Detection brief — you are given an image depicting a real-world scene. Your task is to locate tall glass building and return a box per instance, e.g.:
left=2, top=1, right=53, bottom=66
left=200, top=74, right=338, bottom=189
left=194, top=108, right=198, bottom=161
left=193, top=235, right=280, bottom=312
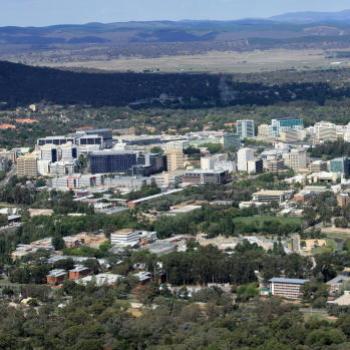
left=236, top=120, right=255, bottom=139
left=90, top=151, right=138, bottom=174
left=270, top=118, right=304, bottom=138
left=330, top=157, right=350, bottom=178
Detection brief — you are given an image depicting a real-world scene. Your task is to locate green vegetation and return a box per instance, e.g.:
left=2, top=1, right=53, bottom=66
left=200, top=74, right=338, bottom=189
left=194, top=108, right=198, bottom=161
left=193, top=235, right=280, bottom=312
left=236, top=283, right=259, bottom=302
left=234, top=216, right=302, bottom=235
left=310, top=140, right=350, bottom=160
left=126, top=182, right=161, bottom=201
left=63, top=246, right=108, bottom=259
left=200, top=142, right=223, bottom=154
left=311, top=239, right=337, bottom=255
left=161, top=243, right=311, bottom=286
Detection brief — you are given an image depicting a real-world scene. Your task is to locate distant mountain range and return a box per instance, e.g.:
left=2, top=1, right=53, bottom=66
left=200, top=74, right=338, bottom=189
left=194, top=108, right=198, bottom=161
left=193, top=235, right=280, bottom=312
left=270, top=9, right=350, bottom=24
left=1, top=10, right=350, bottom=64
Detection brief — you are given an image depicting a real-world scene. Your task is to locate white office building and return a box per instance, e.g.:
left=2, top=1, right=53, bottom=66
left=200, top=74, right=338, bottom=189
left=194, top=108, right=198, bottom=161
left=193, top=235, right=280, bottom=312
left=110, top=229, right=141, bottom=247
left=236, top=120, right=255, bottom=139
left=237, top=148, right=255, bottom=172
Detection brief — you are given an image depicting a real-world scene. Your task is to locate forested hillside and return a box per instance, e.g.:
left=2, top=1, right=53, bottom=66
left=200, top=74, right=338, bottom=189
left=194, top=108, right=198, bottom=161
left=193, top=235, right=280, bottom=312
left=1, top=61, right=350, bottom=108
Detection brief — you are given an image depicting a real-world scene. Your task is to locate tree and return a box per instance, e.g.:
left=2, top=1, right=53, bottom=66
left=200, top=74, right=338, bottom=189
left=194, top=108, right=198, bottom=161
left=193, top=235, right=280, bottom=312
left=236, top=283, right=259, bottom=302
left=150, top=146, right=163, bottom=155
left=306, top=329, right=346, bottom=347
left=302, top=280, right=329, bottom=308
left=52, top=235, right=65, bottom=251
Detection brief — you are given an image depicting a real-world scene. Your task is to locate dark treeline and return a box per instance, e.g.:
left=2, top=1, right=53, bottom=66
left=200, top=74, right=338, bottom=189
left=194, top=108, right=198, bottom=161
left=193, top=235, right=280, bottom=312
left=162, top=243, right=312, bottom=286
left=1, top=61, right=350, bottom=108
left=310, top=140, right=350, bottom=160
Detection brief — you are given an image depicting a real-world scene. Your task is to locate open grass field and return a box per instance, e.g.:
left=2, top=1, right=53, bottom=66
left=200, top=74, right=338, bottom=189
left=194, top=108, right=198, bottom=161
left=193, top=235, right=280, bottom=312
left=233, top=215, right=303, bottom=235
left=311, top=238, right=337, bottom=255
left=41, top=49, right=350, bottom=74
left=322, top=227, right=350, bottom=239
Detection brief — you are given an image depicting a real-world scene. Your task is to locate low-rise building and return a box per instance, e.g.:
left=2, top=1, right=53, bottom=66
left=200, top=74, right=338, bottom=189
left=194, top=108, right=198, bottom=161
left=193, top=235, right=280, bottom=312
left=328, top=291, right=350, bottom=312
left=269, top=277, right=309, bottom=300
left=310, top=160, right=328, bottom=173
left=166, top=204, right=202, bottom=216
left=11, top=238, right=54, bottom=260
left=133, top=271, right=152, bottom=284
left=337, top=192, right=350, bottom=208
left=307, top=172, right=340, bottom=184
left=327, top=269, right=350, bottom=296
left=68, top=265, right=91, bottom=281
left=63, top=233, right=107, bottom=249
left=110, top=229, right=141, bottom=247
left=182, top=169, right=230, bottom=185
left=252, top=190, right=293, bottom=203
left=78, top=273, right=123, bottom=286
left=47, top=269, right=67, bottom=285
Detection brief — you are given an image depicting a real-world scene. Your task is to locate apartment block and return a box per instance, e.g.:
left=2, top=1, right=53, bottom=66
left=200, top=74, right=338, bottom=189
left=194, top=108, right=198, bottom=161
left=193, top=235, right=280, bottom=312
left=269, top=277, right=309, bottom=300
left=17, top=154, right=38, bottom=178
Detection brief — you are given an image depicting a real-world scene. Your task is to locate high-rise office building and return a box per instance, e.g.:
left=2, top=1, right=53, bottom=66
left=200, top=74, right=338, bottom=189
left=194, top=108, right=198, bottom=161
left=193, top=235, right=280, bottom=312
left=89, top=151, right=138, bottom=174
left=236, top=120, right=255, bottom=139
left=247, top=159, right=263, bottom=175
left=270, top=118, right=304, bottom=138
left=133, top=153, right=166, bottom=176
left=314, top=122, right=337, bottom=144
left=17, top=154, right=38, bottom=178
left=221, top=133, right=241, bottom=150
left=38, top=142, right=77, bottom=163
left=330, top=157, right=350, bottom=177
left=283, top=149, right=308, bottom=172
left=166, top=148, right=185, bottom=172
left=257, top=124, right=270, bottom=139
left=237, top=148, right=255, bottom=172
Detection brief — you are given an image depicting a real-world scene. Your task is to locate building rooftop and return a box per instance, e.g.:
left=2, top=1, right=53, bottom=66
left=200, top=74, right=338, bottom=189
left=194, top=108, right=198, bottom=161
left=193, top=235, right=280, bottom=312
left=78, top=273, right=122, bottom=286
left=90, top=150, right=137, bottom=156
left=327, top=275, right=350, bottom=285
left=167, top=204, right=202, bottom=215
left=48, top=269, right=67, bottom=278
left=269, top=277, right=309, bottom=285
left=69, top=265, right=89, bottom=273
left=184, top=169, right=227, bottom=175
left=328, top=291, right=350, bottom=306
left=112, top=228, right=138, bottom=236
left=254, top=190, right=289, bottom=196
left=133, top=271, right=152, bottom=282
left=146, top=241, right=177, bottom=255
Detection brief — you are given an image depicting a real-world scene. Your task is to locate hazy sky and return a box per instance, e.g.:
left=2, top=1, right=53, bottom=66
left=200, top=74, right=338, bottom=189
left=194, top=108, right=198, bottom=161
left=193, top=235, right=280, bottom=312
left=1, top=0, right=350, bottom=26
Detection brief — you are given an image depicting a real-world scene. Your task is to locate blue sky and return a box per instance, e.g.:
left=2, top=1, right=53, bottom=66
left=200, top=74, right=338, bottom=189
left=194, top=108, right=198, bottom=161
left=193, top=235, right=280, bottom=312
left=1, top=0, right=350, bottom=26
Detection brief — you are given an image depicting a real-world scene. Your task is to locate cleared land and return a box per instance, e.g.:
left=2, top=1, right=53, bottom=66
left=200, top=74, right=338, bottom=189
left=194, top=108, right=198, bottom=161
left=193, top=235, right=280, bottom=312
left=322, top=227, right=350, bottom=237
left=39, top=49, right=350, bottom=73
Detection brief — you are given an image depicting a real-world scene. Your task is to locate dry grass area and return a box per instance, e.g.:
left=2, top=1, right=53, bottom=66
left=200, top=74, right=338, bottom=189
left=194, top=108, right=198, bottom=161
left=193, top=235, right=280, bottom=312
left=39, top=49, right=349, bottom=73
left=322, top=227, right=350, bottom=236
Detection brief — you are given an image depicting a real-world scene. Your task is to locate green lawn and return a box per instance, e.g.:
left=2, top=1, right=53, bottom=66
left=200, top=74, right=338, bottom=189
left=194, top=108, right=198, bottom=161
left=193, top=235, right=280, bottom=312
left=311, top=239, right=337, bottom=255
left=233, top=215, right=303, bottom=235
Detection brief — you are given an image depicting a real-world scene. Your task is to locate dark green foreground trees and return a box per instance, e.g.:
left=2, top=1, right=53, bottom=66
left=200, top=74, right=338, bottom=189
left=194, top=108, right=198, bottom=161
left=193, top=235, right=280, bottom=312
left=0, top=286, right=350, bottom=350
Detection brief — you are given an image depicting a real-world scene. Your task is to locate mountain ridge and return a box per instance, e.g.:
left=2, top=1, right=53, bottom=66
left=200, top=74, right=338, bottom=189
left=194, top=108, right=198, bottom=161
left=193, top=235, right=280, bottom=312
left=270, top=9, right=350, bottom=24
